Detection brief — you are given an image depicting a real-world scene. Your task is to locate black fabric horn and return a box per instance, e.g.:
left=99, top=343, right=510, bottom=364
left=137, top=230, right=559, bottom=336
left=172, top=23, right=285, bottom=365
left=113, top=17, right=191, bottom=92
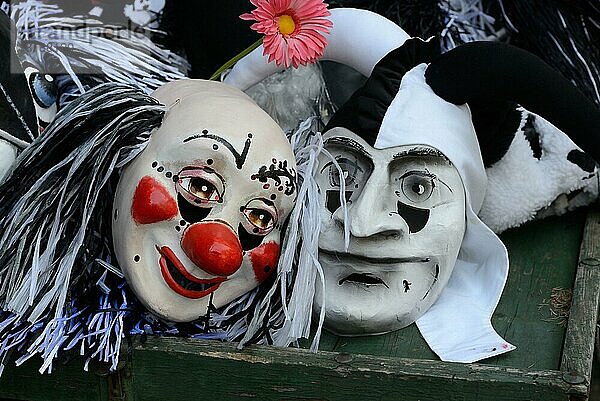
left=0, top=11, right=37, bottom=145
left=425, top=41, right=600, bottom=163
left=325, top=37, right=440, bottom=146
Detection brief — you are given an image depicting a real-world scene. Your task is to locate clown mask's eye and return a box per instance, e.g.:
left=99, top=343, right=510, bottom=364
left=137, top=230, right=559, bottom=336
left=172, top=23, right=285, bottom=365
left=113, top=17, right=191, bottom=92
left=240, top=199, right=278, bottom=235
left=189, top=178, right=219, bottom=201
left=244, top=209, right=274, bottom=230
left=176, top=167, right=224, bottom=206
left=399, top=171, right=435, bottom=203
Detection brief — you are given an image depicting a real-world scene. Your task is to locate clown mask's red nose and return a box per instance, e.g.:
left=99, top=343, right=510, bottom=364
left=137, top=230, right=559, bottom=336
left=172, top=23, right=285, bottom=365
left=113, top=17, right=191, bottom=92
left=181, top=221, right=243, bottom=276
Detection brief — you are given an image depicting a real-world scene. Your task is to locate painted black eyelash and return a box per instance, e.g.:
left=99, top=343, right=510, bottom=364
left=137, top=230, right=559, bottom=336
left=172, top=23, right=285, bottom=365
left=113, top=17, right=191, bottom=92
left=398, top=170, right=437, bottom=181
left=319, top=156, right=364, bottom=174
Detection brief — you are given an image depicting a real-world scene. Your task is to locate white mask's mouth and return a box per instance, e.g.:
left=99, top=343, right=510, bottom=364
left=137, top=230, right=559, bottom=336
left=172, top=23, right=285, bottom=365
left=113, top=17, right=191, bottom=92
left=319, top=249, right=435, bottom=291
left=157, top=246, right=226, bottom=299
left=338, top=273, right=388, bottom=288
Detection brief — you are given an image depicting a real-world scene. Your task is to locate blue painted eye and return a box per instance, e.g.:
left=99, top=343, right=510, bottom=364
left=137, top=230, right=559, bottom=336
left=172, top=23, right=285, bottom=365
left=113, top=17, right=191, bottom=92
left=28, top=73, right=57, bottom=109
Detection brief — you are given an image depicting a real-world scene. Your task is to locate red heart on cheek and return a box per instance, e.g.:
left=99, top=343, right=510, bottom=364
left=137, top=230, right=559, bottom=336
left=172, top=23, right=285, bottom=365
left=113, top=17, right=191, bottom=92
left=132, top=176, right=178, bottom=224
left=250, top=241, right=280, bottom=282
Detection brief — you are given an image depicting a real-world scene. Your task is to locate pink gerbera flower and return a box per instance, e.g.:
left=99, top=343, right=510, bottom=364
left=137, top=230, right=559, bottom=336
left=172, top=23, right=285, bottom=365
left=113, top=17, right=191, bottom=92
left=240, top=0, right=333, bottom=68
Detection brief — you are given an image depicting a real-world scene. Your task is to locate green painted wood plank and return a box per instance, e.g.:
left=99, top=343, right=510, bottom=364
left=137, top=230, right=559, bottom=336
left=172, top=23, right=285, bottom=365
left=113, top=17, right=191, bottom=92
left=0, top=358, right=108, bottom=401
left=488, top=210, right=584, bottom=370
left=127, top=337, right=582, bottom=401
left=326, top=210, right=585, bottom=370
left=333, top=323, right=435, bottom=360
left=560, top=210, right=600, bottom=397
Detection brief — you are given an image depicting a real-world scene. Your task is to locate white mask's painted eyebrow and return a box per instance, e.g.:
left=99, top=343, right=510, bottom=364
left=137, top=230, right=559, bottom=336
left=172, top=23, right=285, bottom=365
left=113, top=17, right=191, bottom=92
left=324, top=136, right=372, bottom=159
left=392, top=146, right=449, bottom=162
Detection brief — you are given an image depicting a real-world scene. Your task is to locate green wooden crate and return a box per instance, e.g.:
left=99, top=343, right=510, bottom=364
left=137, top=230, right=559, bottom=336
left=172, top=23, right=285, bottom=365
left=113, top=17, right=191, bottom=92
left=1, top=209, right=599, bottom=401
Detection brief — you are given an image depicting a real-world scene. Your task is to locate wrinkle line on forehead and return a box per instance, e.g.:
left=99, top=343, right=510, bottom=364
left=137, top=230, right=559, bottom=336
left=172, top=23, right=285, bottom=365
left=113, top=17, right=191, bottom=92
left=184, top=131, right=252, bottom=169
left=324, top=136, right=372, bottom=159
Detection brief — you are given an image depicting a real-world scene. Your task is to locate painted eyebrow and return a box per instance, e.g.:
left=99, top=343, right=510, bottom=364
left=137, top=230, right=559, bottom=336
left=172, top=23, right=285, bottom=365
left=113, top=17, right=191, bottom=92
left=392, top=146, right=450, bottom=162
left=320, top=156, right=365, bottom=174
left=324, top=137, right=372, bottom=159
left=180, top=166, right=217, bottom=174
left=183, top=130, right=252, bottom=169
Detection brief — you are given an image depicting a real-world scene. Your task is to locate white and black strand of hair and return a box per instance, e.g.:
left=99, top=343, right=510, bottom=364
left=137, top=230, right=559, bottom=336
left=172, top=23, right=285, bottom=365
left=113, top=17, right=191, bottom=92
left=0, top=83, right=165, bottom=373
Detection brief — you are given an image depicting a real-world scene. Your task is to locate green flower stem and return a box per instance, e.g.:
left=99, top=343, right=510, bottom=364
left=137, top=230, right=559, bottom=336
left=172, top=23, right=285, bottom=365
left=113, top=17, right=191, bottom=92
left=209, top=37, right=264, bottom=81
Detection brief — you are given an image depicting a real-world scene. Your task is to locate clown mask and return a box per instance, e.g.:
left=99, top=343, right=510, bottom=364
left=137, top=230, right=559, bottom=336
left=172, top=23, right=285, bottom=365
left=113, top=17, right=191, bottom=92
left=113, top=80, right=297, bottom=322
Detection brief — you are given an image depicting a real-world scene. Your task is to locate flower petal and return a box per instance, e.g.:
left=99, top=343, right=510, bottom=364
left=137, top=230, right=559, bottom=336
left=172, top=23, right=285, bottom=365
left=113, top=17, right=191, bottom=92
left=242, top=0, right=331, bottom=68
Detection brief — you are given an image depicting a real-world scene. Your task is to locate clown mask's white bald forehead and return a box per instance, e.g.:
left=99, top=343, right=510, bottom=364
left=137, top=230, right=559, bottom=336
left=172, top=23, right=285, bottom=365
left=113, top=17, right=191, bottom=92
left=151, top=80, right=292, bottom=158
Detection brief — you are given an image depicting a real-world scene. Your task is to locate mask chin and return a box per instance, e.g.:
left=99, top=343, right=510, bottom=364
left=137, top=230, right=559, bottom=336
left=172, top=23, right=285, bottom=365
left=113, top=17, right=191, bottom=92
left=315, top=253, right=456, bottom=336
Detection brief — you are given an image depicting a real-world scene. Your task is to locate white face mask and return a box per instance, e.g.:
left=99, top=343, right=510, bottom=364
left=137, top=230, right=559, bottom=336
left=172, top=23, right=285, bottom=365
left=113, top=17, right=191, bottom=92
left=315, top=127, right=466, bottom=335
left=112, top=81, right=297, bottom=322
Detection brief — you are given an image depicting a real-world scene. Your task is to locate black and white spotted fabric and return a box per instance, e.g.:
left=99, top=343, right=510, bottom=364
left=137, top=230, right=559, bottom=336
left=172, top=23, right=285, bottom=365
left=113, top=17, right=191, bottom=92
left=480, top=107, right=598, bottom=233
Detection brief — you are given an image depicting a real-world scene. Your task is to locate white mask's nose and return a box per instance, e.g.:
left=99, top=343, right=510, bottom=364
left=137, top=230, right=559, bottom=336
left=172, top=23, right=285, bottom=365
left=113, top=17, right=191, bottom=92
left=332, top=170, right=407, bottom=239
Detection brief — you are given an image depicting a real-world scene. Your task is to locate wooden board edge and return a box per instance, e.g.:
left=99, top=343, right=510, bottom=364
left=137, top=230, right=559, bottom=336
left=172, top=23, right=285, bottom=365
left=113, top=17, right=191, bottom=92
left=126, top=336, right=583, bottom=396
left=560, top=209, right=600, bottom=398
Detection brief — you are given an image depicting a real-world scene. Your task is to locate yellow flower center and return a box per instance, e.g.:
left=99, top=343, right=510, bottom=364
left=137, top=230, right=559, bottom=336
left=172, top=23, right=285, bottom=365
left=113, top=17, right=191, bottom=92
left=278, top=14, right=296, bottom=35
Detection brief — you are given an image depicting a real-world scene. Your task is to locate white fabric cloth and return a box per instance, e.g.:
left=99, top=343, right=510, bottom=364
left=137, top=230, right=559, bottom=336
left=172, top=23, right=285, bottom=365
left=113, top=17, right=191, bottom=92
left=375, top=64, right=514, bottom=362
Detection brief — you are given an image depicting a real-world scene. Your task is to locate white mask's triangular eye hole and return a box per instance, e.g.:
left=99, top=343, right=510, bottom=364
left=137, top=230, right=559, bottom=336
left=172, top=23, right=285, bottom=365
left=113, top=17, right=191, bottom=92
left=326, top=190, right=352, bottom=214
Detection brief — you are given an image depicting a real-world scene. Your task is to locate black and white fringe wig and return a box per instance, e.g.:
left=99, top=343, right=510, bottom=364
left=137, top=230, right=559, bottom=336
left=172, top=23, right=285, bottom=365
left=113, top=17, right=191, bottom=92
left=0, top=83, right=164, bottom=374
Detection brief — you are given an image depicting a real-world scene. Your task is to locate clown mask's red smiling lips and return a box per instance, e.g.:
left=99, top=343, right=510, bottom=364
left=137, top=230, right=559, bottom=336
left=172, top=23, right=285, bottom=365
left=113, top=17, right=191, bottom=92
left=158, top=245, right=227, bottom=299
